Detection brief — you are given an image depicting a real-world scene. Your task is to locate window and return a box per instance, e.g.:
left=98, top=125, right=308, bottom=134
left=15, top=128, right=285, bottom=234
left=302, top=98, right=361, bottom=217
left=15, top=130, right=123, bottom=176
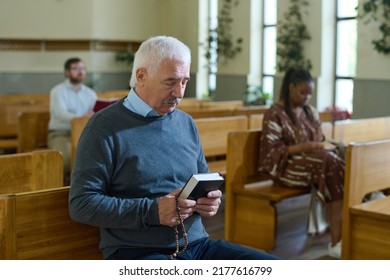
left=262, top=0, right=277, bottom=102
left=335, top=0, right=358, bottom=113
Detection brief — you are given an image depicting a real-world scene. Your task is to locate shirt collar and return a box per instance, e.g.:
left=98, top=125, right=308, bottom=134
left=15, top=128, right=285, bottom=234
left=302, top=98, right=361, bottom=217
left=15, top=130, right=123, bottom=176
left=123, top=88, right=160, bottom=117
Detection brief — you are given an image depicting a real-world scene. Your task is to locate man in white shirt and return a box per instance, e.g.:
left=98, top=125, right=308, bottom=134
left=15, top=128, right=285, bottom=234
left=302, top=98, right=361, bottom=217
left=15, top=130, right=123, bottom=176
left=48, top=57, right=97, bottom=183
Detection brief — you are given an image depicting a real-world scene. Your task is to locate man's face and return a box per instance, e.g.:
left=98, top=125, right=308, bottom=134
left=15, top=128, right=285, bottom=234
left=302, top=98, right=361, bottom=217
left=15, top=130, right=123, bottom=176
left=65, top=61, right=87, bottom=84
left=137, top=59, right=190, bottom=115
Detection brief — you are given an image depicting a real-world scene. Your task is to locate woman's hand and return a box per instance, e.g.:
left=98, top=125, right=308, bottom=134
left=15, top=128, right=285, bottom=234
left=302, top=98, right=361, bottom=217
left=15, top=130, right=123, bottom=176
left=288, top=141, right=324, bottom=154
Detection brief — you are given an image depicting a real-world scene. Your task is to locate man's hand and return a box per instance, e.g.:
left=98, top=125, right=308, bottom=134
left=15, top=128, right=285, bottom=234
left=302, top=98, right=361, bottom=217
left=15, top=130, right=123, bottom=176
left=158, top=188, right=196, bottom=227
left=194, top=189, right=222, bottom=218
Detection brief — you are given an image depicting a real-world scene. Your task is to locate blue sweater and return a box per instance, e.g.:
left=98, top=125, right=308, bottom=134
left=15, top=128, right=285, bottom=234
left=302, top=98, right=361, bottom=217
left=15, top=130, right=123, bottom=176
left=69, top=101, right=209, bottom=258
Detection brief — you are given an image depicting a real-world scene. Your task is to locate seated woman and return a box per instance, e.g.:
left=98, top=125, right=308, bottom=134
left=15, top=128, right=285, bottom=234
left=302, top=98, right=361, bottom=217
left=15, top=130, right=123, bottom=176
left=258, top=67, right=344, bottom=259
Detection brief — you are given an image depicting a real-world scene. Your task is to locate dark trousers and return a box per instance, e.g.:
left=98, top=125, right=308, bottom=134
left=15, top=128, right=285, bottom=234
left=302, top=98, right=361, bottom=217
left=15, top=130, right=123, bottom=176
left=106, top=238, right=280, bottom=260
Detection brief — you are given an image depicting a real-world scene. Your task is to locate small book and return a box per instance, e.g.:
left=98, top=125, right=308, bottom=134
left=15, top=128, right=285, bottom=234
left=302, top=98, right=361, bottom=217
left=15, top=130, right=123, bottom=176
left=93, top=98, right=118, bottom=112
left=179, top=172, right=225, bottom=200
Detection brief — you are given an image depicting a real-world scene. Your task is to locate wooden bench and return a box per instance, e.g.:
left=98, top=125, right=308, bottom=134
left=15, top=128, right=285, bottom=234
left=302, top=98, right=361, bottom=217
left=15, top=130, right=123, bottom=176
left=341, top=140, right=390, bottom=259
left=0, top=102, right=49, bottom=153
left=70, top=116, right=91, bottom=171
left=185, top=109, right=234, bottom=119
left=0, top=150, right=64, bottom=194
left=333, top=116, right=390, bottom=143
left=201, top=100, right=244, bottom=111
left=0, top=187, right=101, bottom=259
left=224, top=130, right=310, bottom=251
left=233, top=105, right=269, bottom=116
left=194, top=116, right=248, bottom=175
left=17, top=111, right=50, bottom=153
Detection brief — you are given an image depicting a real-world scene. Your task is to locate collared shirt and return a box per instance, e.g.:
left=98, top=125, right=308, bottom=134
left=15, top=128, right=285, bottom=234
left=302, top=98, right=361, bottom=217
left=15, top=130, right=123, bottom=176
left=49, top=79, right=97, bottom=130
left=123, top=88, right=171, bottom=117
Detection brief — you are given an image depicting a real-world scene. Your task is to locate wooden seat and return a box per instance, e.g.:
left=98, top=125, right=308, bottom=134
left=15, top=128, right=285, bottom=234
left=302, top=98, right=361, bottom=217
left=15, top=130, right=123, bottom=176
left=17, top=111, right=50, bottom=153
left=224, top=130, right=310, bottom=251
left=195, top=116, right=248, bottom=175
left=0, top=150, right=64, bottom=194
left=0, top=187, right=101, bottom=259
left=341, top=140, right=390, bottom=259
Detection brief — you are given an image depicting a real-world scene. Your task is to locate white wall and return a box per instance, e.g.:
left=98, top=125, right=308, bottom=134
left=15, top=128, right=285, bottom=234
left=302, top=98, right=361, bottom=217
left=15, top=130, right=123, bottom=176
left=356, top=2, right=390, bottom=80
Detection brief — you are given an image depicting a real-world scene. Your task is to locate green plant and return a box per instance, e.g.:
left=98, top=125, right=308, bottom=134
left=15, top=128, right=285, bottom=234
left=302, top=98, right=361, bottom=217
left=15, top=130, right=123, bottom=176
left=243, top=85, right=266, bottom=106
left=359, top=0, right=390, bottom=54
left=276, top=0, right=312, bottom=72
left=115, top=51, right=135, bottom=65
left=204, top=0, right=243, bottom=69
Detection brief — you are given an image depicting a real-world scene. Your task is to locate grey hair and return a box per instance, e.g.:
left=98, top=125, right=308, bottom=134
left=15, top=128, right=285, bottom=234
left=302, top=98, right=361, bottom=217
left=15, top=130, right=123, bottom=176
left=129, top=36, right=191, bottom=87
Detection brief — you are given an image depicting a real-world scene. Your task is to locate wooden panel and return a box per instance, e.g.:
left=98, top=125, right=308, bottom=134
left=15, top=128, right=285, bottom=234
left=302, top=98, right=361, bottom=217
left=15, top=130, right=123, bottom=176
left=0, top=40, right=41, bottom=51
left=195, top=116, right=248, bottom=157
left=333, top=117, right=390, bottom=144
left=224, top=130, right=310, bottom=251
left=233, top=106, right=269, bottom=116
left=342, top=139, right=390, bottom=259
left=18, top=111, right=50, bottom=153
left=248, top=114, right=263, bottom=129
left=45, top=40, right=90, bottom=51
left=96, top=90, right=128, bottom=99
left=188, top=109, right=233, bottom=119
left=0, top=150, right=63, bottom=194
left=201, top=100, right=244, bottom=111
left=321, top=122, right=333, bottom=140
left=0, top=187, right=101, bottom=259
left=70, top=116, right=90, bottom=171
left=0, top=196, right=16, bottom=259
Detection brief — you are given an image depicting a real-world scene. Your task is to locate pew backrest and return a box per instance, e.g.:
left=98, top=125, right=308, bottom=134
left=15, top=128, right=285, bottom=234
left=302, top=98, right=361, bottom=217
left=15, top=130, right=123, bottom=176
left=17, top=111, right=50, bottom=153
left=70, top=116, right=90, bottom=171
left=0, top=187, right=101, bottom=259
left=195, top=116, right=248, bottom=157
left=333, top=117, right=390, bottom=144
left=342, top=139, right=390, bottom=259
left=0, top=150, right=63, bottom=194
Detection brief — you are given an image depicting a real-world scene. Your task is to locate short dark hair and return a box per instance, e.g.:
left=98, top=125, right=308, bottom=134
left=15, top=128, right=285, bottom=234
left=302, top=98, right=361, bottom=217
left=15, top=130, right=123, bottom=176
left=64, top=57, right=82, bottom=71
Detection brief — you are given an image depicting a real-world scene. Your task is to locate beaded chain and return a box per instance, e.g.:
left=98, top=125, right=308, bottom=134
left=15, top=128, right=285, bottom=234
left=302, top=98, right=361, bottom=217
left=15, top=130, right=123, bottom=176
left=168, top=197, right=189, bottom=260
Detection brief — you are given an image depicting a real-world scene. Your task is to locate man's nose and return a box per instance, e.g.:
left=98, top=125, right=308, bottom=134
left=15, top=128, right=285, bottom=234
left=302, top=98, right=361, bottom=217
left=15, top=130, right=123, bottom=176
left=172, top=83, right=185, bottom=98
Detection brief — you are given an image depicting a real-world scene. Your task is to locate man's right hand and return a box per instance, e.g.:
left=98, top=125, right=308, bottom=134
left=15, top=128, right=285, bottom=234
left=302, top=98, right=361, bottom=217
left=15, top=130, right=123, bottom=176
left=158, top=188, right=196, bottom=227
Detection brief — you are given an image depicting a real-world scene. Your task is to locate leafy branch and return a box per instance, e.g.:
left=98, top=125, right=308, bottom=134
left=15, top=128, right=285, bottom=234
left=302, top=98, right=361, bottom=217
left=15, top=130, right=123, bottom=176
left=359, top=0, right=390, bottom=54
left=276, top=0, right=312, bottom=72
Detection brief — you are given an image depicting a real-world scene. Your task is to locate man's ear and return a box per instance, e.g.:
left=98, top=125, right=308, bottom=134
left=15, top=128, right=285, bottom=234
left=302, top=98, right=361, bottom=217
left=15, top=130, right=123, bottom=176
left=136, top=68, right=147, bottom=84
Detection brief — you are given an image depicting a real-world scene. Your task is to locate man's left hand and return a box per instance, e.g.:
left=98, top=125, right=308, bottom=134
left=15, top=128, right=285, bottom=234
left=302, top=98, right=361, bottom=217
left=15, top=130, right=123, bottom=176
left=194, top=190, right=222, bottom=218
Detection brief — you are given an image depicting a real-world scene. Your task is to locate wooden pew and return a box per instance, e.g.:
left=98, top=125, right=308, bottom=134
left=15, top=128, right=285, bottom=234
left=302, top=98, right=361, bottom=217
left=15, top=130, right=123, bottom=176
left=201, top=100, right=244, bottom=111
left=341, top=140, right=390, bottom=259
left=0, top=102, right=49, bottom=153
left=185, top=109, right=233, bottom=119
left=318, top=111, right=333, bottom=122
left=96, top=90, right=128, bottom=99
left=0, top=187, right=101, bottom=259
left=17, top=111, right=50, bottom=153
left=224, top=130, right=310, bottom=251
left=233, top=105, right=269, bottom=116
left=0, top=150, right=64, bottom=194
left=194, top=116, right=248, bottom=174
left=70, top=116, right=90, bottom=171
left=333, top=116, right=390, bottom=144
left=248, top=114, right=264, bottom=130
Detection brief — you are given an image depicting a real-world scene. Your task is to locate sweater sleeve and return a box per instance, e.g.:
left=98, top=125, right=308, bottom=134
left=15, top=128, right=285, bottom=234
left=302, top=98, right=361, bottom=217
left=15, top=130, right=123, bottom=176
left=69, top=119, right=161, bottom=229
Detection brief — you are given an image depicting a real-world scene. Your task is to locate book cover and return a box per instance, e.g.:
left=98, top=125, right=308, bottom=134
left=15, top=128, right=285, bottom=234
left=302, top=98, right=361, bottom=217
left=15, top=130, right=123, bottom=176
left=179, top=172, right=224, bottom=200
left=93, top=98, right=118, bottom=112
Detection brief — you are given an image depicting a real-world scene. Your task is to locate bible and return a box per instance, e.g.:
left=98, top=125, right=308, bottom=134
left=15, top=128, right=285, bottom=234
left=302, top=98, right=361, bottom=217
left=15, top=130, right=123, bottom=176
left=179, top=172, right=224, bottom=200
left=93, top=98, right=118, bottom=112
